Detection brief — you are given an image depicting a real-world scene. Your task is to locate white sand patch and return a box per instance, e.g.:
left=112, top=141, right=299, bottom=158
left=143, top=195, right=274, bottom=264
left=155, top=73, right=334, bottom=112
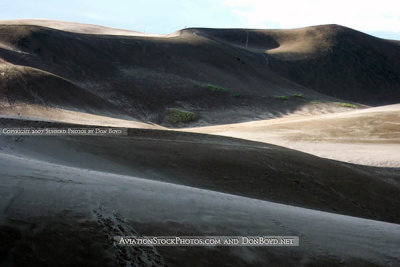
left=187, top=104, right=400, bottom=167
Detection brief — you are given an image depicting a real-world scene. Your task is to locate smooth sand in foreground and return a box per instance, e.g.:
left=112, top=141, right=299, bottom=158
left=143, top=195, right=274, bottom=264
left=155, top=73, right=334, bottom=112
left=1, top=148, right=400, bottom=266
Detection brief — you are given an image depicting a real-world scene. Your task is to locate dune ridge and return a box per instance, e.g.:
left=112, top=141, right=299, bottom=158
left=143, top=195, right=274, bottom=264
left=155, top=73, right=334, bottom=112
left=1, top=20, right=400, bottom=266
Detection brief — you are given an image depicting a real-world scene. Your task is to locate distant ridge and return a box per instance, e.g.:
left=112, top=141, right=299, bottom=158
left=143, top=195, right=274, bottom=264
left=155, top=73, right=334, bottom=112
left=1, top=20, right=399, bottom=126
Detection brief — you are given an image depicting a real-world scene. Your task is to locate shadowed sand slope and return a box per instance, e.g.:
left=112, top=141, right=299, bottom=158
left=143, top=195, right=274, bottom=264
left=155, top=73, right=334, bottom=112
left=1, top=118, right=400, bottom=224
left=0, top=122, right=400, bottom=266
left=0, top=64, right=129, bottom=117
left=192, top=25, right=400, bottom=104
left=1, top=20, right=400, bottom=128
left=0, top=21, right=325, bottom=127
left=0, top=20, right=400, bottom=266
left=188, top=104, right=400, bottom=167
left=1, top=152, right=400, bottom=266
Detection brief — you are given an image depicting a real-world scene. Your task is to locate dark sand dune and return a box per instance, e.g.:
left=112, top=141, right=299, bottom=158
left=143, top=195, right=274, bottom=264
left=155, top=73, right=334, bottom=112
left=1, top=20, right=400, bottom=127
left=192, top=25, right=400, bottom=104
left=0, top=21, right=324, bottom=126
left=0, top=64, right=124, bottom=115
left=1, top=20, right=400, bottom=266
left=1, top=118, right=399, bottom=225
left=0, top=124, right=400, bottom=266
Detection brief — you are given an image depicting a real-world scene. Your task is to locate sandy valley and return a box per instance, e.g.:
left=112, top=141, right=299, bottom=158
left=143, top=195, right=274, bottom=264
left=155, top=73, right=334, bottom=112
left=0, top=20, right=399, bottom=266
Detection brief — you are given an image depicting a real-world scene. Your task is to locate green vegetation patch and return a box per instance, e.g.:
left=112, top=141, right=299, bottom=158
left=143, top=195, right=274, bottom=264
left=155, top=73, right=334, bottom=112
left=336, top=102, right=358, bottom=108
left=232, top=93, right=241, bottom=97
left=275, top=95, right=288, bottom=101
left=206, top=84, right=228, bottom=93
left=164, top=108, right=197, bottom=124
left=292, top=93, right=305, bottom=98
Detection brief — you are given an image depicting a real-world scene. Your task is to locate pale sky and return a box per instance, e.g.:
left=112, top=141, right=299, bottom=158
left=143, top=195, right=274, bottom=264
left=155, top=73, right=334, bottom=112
left=0, top=0, right=399, bottom=40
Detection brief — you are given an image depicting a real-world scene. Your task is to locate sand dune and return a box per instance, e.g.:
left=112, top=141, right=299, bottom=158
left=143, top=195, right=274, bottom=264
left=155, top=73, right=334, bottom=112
left=188, top=104, right=400, bottom=167
left=1, top=149, right=400, bottom=266
left=192, top=25, right=400, bottom=104
left=1, top=118, right=400, bottom=224
left=0, top=64, right=125, bottom=117
left=1, top=20, right=400, bottom=128
left=0, top=104, right=161, bottom=128
left=1, top=20, right=400, bottom=266
left=0, top=19, right=179, bottom=37
left=190, top=25, right=335, bottom=58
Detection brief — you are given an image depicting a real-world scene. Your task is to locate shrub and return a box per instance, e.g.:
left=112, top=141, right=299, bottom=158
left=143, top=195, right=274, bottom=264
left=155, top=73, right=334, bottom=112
left=276, top=95, right=288, bottom=101
left=164, top=108, right=197, bottom=124
left=337, top=102, right=358, bottom=108
left=292, top=93, right=305, bottom=98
